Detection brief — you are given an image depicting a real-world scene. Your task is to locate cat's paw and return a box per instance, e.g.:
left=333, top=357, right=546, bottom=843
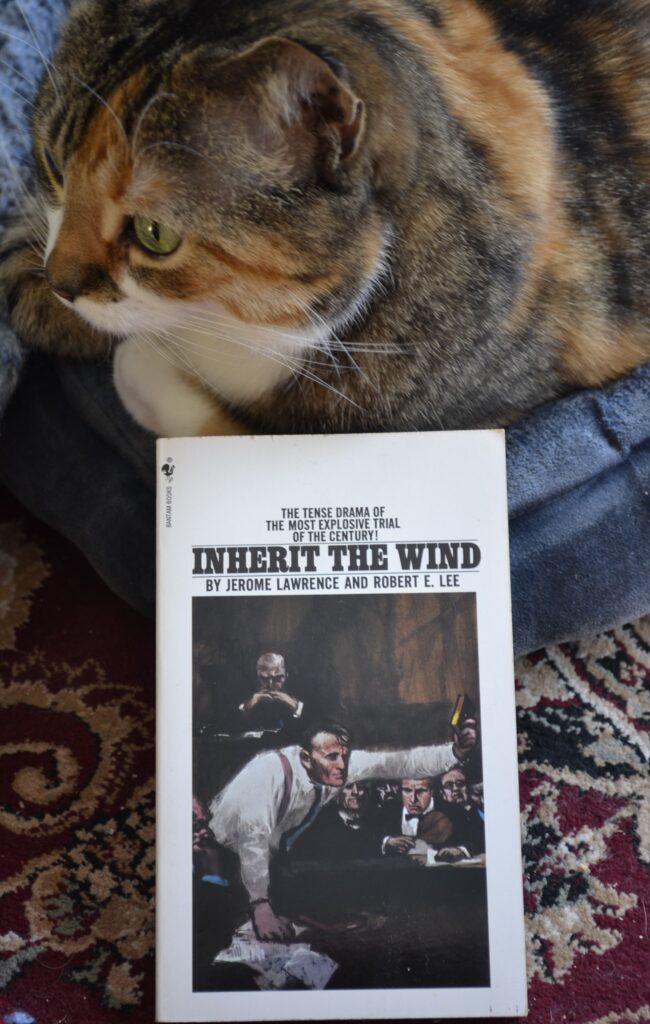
left=0, top=221, right=110, bottom=357
left=113, top=337, right=220, bottom=436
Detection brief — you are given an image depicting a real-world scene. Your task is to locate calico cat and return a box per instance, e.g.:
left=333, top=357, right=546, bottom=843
left=1, top=0, right=649, bottom=437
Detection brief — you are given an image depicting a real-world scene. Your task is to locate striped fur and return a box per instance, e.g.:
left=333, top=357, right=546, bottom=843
left=1, top=0, right=649, bottom=434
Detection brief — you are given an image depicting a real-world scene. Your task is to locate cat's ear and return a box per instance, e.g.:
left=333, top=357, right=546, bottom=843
left=244, top=37, right=366, bottom=173
left=179, top=37, right=365, bottom=185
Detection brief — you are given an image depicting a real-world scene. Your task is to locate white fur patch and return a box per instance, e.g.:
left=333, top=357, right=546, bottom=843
left=45, top=207, right=390, bottom=434
left=113, top=337, right=216, bottom=436
left=85, top=275, right=328, bottom=407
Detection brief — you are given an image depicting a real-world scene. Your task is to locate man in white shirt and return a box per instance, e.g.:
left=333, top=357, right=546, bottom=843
left=209, top=720, right=474, bottom=941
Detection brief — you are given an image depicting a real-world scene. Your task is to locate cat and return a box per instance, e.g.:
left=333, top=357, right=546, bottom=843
left=1, top=0, right=649, bottom=437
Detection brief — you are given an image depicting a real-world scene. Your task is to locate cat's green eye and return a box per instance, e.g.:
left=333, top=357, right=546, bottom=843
left=43, top=146, right=63, bottom=186
left=133, top=216, right=182, bottom=256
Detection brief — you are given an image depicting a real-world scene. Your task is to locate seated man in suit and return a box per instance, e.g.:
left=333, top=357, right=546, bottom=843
left=435, top=766, right=485, bottom=862
left=237, top=652, right=303, bottom=735
left=288, top=780, right=383, bottom=862
left=381, top=777, right=453, bottom=856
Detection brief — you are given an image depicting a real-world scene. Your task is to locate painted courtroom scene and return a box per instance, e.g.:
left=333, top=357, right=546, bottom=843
left=191, top=591, right=487, bottom=992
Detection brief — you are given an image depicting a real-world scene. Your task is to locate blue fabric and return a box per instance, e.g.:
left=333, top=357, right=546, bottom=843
left=0, top=0, right=648, bottom=653
left=507, top=361, right=650, bottom=650
left=0, top=0, right=66, bottom=414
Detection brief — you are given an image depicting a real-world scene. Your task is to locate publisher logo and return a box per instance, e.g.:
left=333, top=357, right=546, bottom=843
left=162, top=458, right=174, bottom=527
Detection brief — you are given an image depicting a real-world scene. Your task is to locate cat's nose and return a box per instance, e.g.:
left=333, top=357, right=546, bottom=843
left=46, top=265, right=88, bottom=303
left=45, top=255, right=109, bottom=303
left=46, top=264, right=84, bottom=303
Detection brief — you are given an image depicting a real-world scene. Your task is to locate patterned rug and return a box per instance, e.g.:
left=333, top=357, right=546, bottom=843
left=0, top=486, right=648, bottom=1024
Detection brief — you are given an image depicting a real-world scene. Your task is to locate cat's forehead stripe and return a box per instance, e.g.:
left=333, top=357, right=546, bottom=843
left=51, top=65, right=150, bottom=165
left=64, top=67, right=166, bottom=213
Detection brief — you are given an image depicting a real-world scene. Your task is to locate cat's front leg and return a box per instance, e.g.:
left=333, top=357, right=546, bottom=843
left=0, top=219, right=111, bottom=358
left=113, top=336, right=247, bottom=437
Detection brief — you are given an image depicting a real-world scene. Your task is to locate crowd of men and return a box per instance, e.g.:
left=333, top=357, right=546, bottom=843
left=289, top=750, right=484, bottom=866
left=193, top=657, right=484, bottom=954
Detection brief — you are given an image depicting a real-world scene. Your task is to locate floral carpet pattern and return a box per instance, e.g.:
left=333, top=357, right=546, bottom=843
left=0, top=486, right=648, bottom=1024
left=516, top=624, right=650, bottom=1024
left=0, top=489, right=155, bottom=1023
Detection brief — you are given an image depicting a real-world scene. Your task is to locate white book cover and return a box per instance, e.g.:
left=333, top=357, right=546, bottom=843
left=156, top=430, right=526, bottom=1022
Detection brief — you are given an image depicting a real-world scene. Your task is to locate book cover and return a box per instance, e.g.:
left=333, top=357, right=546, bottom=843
left=156, top=431, right=526, bottom=1021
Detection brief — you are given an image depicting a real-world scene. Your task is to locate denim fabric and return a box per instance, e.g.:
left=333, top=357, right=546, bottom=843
left=0, top=353, right=156, bottom=618
left=0, top=352, right=648, bottom=653
left=506, top=361, right=650, bottom=649
left=510, top=436, right=650, bottom=652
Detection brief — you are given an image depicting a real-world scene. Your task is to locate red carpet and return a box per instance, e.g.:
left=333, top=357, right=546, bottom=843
left=0, top=489, right=156, bottom=1023
left=0, top=487, right=648, bottom=1024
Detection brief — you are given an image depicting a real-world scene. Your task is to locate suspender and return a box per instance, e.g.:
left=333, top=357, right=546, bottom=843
left=276, top=750, right=323, bottom=851
left=276, top=751, right=293, bottom=821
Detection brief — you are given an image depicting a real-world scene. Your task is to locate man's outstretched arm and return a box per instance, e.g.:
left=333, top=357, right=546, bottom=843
left=348, top=741, right=457, bottom=784
left=348, top=727, right=478, bottom=784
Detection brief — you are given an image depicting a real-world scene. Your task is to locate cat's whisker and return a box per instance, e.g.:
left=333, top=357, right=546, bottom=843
left=15, top=0, right=61, bottom=98
left=150, top=330, right=239, bottom=397
left=68, top=73, right=128, bottom=146
left=131, top=91, right=179, bottom=158
left=181, top=305, right=329, bottom=348
left=180, top=327, right=338, bottom=374
left=295, top=296, right=379, bottom=394
left=0, top=148, right=48, bottom=246
left=0, top=78, right=36, bottom=109
left=320, top=342, right=405, bottom=354
left=2, top=212, right=48, bottom=251
left=137, top=139, right=212, bottom=164
left=158, top=323, right=361, bottom=408
left=0, top=26, right=62, bottom=87
left=0, top=54, right=36, bottom=89
left=162, top=321, right=311, bottom=370
left=0, top=137, right=31, bottom=194
left=166, top=324, right=336, bottom=372
left=153, top=324, right=260, bottom=367
left=0, top=173, right=42, bottom=224
left=290, top=302, right=344, bottom=383
left=293, top=294, right=339, bottom=341
left=182, top=312, right=326, bottom=353
left=138, top=330, right=191, bottom=374
left=182, top=307, right=392, bottom=395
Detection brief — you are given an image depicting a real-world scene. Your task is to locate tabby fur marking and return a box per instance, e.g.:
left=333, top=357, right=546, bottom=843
left=1, top=0, right=649, bottom=436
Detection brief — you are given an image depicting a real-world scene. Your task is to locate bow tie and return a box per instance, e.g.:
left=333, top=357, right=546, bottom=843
left=405, top=813, right=420, bottom=821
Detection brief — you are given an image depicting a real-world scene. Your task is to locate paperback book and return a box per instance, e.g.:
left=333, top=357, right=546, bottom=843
left=156, top=430, right=526, bottom=1021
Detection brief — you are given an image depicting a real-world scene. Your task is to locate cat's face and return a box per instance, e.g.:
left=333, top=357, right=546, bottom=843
left=34, top=13, right=389, bottom=363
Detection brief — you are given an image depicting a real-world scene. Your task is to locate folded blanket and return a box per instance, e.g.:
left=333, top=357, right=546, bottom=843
left=506, top=361, right=650, bottom=649
left=0, top=0, right=648, bottom=654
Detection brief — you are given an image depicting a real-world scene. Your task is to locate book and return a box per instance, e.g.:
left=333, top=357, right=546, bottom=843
left=156, top=430, right=526, bottom=1021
